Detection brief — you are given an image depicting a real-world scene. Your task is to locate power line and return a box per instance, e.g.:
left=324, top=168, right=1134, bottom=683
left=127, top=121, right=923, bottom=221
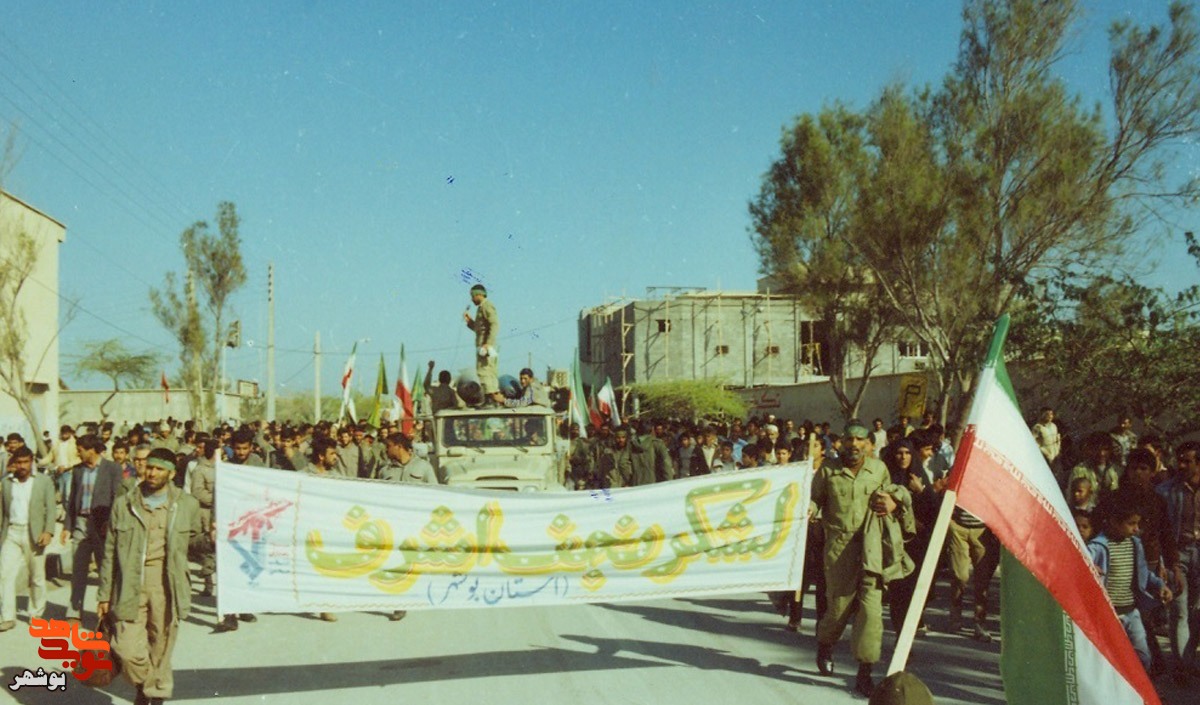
left=0, top=29, right=195, bottom=225
left=0, top=89, right=180, bottom=236
left=24, top=273, right=174, bottom=353
left=271, top=313, right=580, bottom=357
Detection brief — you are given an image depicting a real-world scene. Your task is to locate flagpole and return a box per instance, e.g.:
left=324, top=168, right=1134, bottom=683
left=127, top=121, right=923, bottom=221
left=887, top=488, right=959, bottom=675
left=888, top=315, right=1010, bottom=676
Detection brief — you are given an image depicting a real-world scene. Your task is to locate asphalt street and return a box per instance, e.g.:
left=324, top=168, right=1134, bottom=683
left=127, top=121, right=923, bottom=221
left=1, top=572, right=1194, bottom=705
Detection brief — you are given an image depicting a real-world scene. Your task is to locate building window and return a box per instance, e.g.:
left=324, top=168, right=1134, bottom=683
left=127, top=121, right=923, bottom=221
left=657, top=319, right=672, bottom=333
left=766, top=344, right=780, bottom=356
left=715, top=344, right=730, bottom=356
left=898, top=340, right=929, bottom=358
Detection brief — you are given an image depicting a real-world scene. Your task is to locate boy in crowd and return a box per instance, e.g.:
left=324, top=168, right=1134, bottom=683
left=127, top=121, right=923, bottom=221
left=1088, top=499, right=1172, bottom=672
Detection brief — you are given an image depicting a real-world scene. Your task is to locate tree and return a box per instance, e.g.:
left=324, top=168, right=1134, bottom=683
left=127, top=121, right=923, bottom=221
left=72, top=339, right=160, bottom=421
left=897, top=0, right=1195, bottom=424
left=1018, top=233, right=1200, bottom=442
left=628, top=379, right=747, bottom=422
left=150, top=201, right=247, bottom=424
left=150, top=271, right=207, bottom=421
left=845, top=1, right=1198, bottom=429
left=750, top=105, right=903, bottom=422
left=0, top=232, right=47, bottom=453
left=0, top=125, right=74, bottom=457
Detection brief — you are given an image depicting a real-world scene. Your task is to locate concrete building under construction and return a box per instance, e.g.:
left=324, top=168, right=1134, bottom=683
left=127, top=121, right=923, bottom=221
left=578, top=282, right=929, bottom=392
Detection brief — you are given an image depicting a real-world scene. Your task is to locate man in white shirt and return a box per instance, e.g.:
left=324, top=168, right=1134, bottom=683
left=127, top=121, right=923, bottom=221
left=870, top=419, right=888, bottom=458
left=0, top=446, right=57, bottom=630
left=1032, top=407, right=1061, bottom=479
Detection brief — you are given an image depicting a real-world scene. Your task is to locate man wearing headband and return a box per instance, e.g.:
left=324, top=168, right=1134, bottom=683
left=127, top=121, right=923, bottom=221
left=463, top=284, right=504, bottom=406
left=811, top=421, right=914, bottom=697
left=98, top=447, right=202, bottom=705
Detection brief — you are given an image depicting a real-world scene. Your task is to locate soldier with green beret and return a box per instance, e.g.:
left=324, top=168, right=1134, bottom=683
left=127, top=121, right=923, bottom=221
left=811, top=420, right=915, bottom=697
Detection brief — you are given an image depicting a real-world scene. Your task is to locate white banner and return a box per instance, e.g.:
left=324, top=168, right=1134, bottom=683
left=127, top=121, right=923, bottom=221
left=215, top=461, right=810, bottom=613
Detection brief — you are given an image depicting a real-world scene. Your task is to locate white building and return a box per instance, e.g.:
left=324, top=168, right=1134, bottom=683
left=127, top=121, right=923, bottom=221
left=0, top=190, right=65, bottom=446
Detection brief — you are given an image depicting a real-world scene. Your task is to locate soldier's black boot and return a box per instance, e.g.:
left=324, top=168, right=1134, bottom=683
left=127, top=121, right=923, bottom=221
left=216, top=614, right=239, bottom=632
left=855, top=662, right=875, bottom=697
left=816, top=642, right=834, bottom=675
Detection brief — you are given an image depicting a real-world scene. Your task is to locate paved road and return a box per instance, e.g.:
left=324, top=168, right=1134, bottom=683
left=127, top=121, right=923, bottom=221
left=1, top=575, right=1192, bottom=704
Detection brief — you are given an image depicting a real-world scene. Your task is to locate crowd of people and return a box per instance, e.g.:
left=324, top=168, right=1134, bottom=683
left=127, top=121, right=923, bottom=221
left=563, top=406, right=1199, bottom=696
left=0, top=396, right=1195, bottom=701
left=0, top=414, right=437, bottom=704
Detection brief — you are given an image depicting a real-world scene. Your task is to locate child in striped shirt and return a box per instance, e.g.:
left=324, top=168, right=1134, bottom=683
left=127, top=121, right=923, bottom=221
left=1088, top=499, right=1173, bottom=671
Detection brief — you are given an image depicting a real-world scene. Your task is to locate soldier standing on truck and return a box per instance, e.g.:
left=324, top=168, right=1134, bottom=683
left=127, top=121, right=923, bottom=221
left=463, top=284, right=503, bottom=407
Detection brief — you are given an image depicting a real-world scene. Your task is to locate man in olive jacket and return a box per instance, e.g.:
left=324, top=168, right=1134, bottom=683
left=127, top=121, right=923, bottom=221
left=810, top=421, right=914, bottom=698
left=98, top=447, right=203, bottom=705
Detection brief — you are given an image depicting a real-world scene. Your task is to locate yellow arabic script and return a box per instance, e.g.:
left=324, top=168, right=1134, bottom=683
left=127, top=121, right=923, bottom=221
left=305, top=479, right=799, bottom=594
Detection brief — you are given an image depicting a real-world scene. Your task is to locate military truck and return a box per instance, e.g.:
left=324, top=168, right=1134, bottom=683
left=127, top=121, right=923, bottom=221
left=430, top=406, right=567, bottom=492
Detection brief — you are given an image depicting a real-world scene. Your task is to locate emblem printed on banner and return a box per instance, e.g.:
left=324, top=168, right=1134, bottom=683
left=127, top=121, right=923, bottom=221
left=227, top=497, right=294, bottom=584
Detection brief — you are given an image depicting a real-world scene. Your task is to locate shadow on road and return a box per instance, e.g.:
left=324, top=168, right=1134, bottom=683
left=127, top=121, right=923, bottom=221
left=594, top=601, right=797, bottom=648
left=559, top=633, right=835, bottom=689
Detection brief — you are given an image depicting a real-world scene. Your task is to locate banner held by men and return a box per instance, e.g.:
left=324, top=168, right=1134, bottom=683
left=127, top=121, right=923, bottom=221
left=215, top=463, right=810, bottom=614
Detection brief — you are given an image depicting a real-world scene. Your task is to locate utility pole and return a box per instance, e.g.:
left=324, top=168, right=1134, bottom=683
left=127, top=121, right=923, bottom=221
left=266, top=263, right=276, bottom=421
left=186, top=271, right=202, bottom=424
left=313, top=331, right=321, bottom=423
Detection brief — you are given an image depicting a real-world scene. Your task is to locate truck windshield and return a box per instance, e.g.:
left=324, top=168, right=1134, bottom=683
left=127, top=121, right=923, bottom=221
left=442, top=415, right=550, bottom=448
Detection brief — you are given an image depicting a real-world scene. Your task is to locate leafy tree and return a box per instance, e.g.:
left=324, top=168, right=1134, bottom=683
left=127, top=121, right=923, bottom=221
left=628, top=379, right=747, bottom=422
left=72, top=339, right=160, bottom=421
left=1019, top=234, right=1200, bottom=442
left=750, top=104, right=903, bottom=422
left=151, top=202, right=247, bottom=424
left=268, top=391, right=377, bottom=424
left=924, top=0, right=1199, bottom=425
left=758, top=1, right=1200, bottom=430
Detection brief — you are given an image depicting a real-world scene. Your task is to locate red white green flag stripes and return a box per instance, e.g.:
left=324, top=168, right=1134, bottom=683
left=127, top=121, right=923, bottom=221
left=395, top=345, right=414, bottom=436
left=945, top=316, right=1159, bottom=705
left=568, top=349, right=589, bottom=439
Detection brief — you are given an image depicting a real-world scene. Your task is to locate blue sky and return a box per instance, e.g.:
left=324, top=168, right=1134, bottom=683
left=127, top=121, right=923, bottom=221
left=1, top=1, right=1194, bottom=398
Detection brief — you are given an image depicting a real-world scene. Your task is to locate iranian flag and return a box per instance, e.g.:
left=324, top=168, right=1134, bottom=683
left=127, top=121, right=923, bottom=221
left=395, top=345, right=414, bottom=436
left=586, top=387, right=603, bottom=430
left=946, top=316, right=1159, bottom=705
left=568, top=350, right=588, bottom=438
left=339, top=341, right=358, bottom=422
left=596, top=377, right=620, bottom=427
left=411, top=366, right=425, bottom=419
left=367, top=354, right=387, bottom=429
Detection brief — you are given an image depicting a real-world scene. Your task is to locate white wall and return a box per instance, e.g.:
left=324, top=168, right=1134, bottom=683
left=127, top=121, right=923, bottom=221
left=0, top=191, right=64, bottom=444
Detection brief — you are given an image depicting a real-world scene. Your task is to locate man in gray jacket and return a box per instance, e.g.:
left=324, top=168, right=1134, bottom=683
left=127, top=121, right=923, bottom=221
left=98, top=447, right=203, bottom=705
left=379, top=433, right=437, bottom=485
left=62, top=433, right=122, bottom=621
left=0, top=446, right=57, bottom=630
